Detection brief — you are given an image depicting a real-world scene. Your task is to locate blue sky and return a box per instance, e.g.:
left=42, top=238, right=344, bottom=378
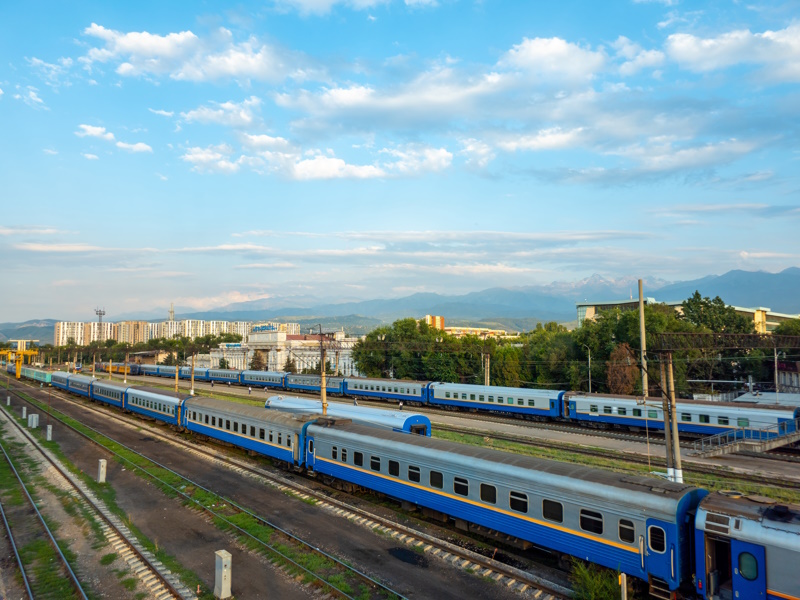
left=1, top=0, right=799, bottom=322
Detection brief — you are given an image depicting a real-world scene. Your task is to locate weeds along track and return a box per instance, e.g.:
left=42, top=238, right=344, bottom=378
left=0, top=403, right=194, bottom=600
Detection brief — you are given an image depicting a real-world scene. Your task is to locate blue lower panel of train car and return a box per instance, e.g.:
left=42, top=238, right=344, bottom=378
left=311, top=455, right=650, bottom=584
left=430, top=397, right=559, bottom=418
left=188, top=422, right=295, bottom=464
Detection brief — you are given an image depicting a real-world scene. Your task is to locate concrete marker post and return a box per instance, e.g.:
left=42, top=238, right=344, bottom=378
left=214, top=549, right=232, bottom=599
left=6, top=395, right=10, bottom=406
left=97, top=459, right=107, bottom=484
left=22, top=406, right=27, bottom=420
left=46, top=425, right=52, bottom=441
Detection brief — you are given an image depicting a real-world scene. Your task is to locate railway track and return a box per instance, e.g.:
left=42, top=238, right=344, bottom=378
left=10, top=381, right=571, bottom=600
left=0, top=402, right=194, bottom=600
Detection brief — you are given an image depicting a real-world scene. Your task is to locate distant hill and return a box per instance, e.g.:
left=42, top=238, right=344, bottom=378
left=0, top=320, right=57, bottom=345
left=651, top=268, right=800, bottom=314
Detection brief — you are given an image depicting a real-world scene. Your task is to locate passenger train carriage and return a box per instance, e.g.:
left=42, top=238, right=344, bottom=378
left=307, top=420, right=707, bottom=595
left=344, top=377, right=428, bottom=404
left=566, top=393, right=799, bottom=439
left=429, top=382, right=563, bottom=417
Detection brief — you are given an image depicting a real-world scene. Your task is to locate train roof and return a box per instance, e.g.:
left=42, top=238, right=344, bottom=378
left=732, top=391, right=800, bottom=407
left=185, top=396, right=319, bottom=425
left=264, top=395, right=431, bottom=435
left=311, top=421, right=700, bottom=511
left=431, top=382, right=564, bottom=397
left=699, top=491, right=800, bottom=525
left=127, top=385, right=192, bottom=400
left=347, top=376, right=430, bottom=384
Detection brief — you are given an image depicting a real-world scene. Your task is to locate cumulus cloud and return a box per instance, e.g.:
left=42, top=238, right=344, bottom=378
left=381, top=145, right=452, bottom=174
left=43, top=148, right=58, bottom=155
left=459, top=139, right=495, bottom=169
left=497, top=128, right=584, bottom=152
left=82, top=153, right=99, bottom=160
left=181, top=144, right=244, bottom=173
left=81, top=23, right=299, bottom=83
left=241, top=133, right=291, bottom=150
left=148, top=108, right=174, bottom=117
left=500, top=37, right=606, bottom=83
left=75, top=124, right=115, bottom=141
left=181, top=96, right=262, bottom=127
left=666, top=24, right=800, bottom=82
left=14, top=86, right=47, bottom=110
left=116, top=141, right=153, bottom=153
left=27, top=56, right=73, bottom=87
left=290, top=154, right=385, bottom=180
left=612, top=36, right=664, bottom=76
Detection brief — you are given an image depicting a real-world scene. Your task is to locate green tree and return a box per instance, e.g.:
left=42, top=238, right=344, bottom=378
left=491, top=345, right=522, bottom=387
left=283, top=355, right=298, bottom=374
left=218, top=358, right=230, bottom=369
left=773, top=319, right=800, bottom=336
left=681, top=291, right=754, bottom=334
left=249, top=351, right=266, bottom=371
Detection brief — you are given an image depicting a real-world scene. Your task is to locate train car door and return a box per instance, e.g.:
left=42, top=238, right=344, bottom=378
left=730, top=539, right=765, bottom=599
left=293, top=434, right=300, bottom=464
left=307, top=436, right=316, bottom=470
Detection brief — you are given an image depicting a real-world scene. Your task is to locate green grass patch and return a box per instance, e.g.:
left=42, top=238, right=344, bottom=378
left=100, top=553, right=117, bottom=566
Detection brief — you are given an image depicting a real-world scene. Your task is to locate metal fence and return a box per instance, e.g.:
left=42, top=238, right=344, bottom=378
left=692, top=416, right=800, bottom=454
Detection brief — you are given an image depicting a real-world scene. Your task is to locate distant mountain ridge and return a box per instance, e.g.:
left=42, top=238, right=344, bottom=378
left=5, top=268, right=799, bottom=342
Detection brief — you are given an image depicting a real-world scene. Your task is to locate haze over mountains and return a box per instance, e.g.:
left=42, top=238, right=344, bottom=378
left=4, top=268, right=800, bottom=345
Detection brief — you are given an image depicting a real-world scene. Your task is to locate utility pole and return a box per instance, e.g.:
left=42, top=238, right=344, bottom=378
left=582, top=344, right=592, bottom=393
left=638, top=279, right=648, bottom=397
left=318, top=325, right=327, bottom=416
left=666, top=353, right=683, bottom=483
left=774, top=345, right=780, bottom=404
left=659, top=361, right=674, bottom=481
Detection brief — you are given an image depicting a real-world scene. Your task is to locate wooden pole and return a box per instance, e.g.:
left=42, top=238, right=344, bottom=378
left=659, top=360, right=674, bottom=480
left=667, top=353, right=683, bottom=483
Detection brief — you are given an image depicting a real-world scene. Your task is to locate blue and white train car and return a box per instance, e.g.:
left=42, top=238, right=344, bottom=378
left=156, top=365, right=177, bottom=378
left=264, top=395, right=431, bottom=436
left=566, top=393, right=799, bottom=438
left=206, top=369, right=241, bottom=384
left=183, top=396, right=312, bottom=467
left=285, top=374, right=344, bottom=395
left=51, top=371, right=70, bottom=390
left=63, top=374, right=96, bottom=398
left=344, top=377, right=429, bottom=404
left=139, top=364, right=159, bottom=376
left=695, top=492, right=800, bottom=600
left=307, top=421, right=707, bottom=595
left=179, top=367, right=210, bottom=381
left=91, top=380, right=128, bottom=409
left=125, top=387, right=183, bottom=426
left=240, top=370, right=287, bottom=389
left=429, top=382, right=563, bottom=418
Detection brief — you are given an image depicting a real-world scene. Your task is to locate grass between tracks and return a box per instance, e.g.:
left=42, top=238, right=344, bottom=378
left=14, top=390, right=396, bottom=600
left=433, top=429, right=800, bottom=505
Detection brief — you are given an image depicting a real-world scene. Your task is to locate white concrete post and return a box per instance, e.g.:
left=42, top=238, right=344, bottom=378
left=33, top=414, right=39, bottom=428
left=22, top=406, right=26, bottom=419
left=214, top=550, right=232, bottom=599
left=46, top=424, right=53, bottom=441
left=97, top=459, right=107, bottom=483
left=6, top=395, right=10, bottom=406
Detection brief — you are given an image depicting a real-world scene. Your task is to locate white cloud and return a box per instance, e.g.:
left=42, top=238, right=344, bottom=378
left=241, top=133, right=291, bottom=150
left=15, top=86, right=47, bottom=110
left=27, top=56, right=72, bottom=87
left=612, top=36, right=664, bottom=76
left=666, top=24, right=800, bottom=82
left=290, top=154, right=385, bottom=180
left=460, top=139, right=495, bottom=169
left=381, top=145, right=452, bottom=174
left=500, top=37, right=606, bottom=83
left=82, top=153, right=99, bottom=160
left=149, top=108, right=174, bottom=117
left=616, top=138, right=757, bottom=172
left=116, top=141, right=153, bottom=153
left=173, top=33, right=290, bottom=83
left=181, top=144, right=244, bottom=173
left=15, top=243, right=106, bottom=253
left=75, top=124, right=115, bottom=141
left=0, top=87, right=3, bottom=97
left=497, top=127, right=584, bottom=152
left=181, top=96, right=261, bottom=127
left=0, top=226, right=61, bottom=236
left=273, top=0, right=385, bottom=16
left=43, top=148, right=58, bottom=155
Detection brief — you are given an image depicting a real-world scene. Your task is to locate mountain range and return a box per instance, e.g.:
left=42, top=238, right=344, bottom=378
left=4, top=268, right=800, bottom=345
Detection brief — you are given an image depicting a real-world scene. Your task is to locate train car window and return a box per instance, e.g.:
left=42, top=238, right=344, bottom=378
left=509, top=492, right=528, bottom=513
left=648, top=410, right=658, bottom=419
left=480, top=484, right=496, bottom=504
left=542, top=500, right=563, bottom=523
left=250, top=426, right=256, bottom=437
left=408, top=466, right=421, bottom=482
left=259, top=428, right=265, bottom=440
left=738, top=552, right=758, bottom=581
left=341, top=449, right=347, bottom=463
left=389, top=460, right=399, bottom=476
left=618, top=519, right=635, bottom=543
left=681, top=413, right=692, bottom=422
left=498, top=396, right=504, bottom=403
left=226, top=420, right=231, bottom=430
left=737, top=418, right=749, bottom=427
left=430, top=471, right=443, bottom=489
left=354, top=452, right=363, bottom=467
left=699, top=414, right=710, bottom=423
left=718, top=416, right=729, bottom=426
left=604, top=406, right=612, bottom=414
left=590, top=405, right=598, bottom=413
left=508, top=398, right=513, bottom=405
left=648, top=526, right=666, bottom=553
left=287, top=437, right=291, bottom=448
left=332, top=446, right=338, bottom=459
left=371, top=456, right=381, bottom=471
left=453, top=477, right=469, bottom=496
left=445, top=392, right=451, bottom=398
left=633, top=408, right=642, bottom=417
left=528, top=399, right=535, bottom=407
left=278, top=433, right=282, bottom=444
left=580, top=509, right=603, bottom=534
left=479, top=395, right=485, bottom=401
left=517, top=399, right=524, bottom=406
left=488, top=396, right=494, bottom=403
left=269, top=431, right=274, bottom=442
left=308, top=440, right=314, bottom=454
left=618, top=407, right=626, bottom=415
left=233, top=422, right=238, bottom=433
left=462, top=393, right=467, bottom=400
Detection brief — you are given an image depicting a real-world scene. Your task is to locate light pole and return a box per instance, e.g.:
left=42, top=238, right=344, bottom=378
left=582, top=344, right=592, bottom=393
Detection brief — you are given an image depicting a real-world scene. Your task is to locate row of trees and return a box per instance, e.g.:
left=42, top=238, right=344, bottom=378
left=352, top=292, right=800, bottom=396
